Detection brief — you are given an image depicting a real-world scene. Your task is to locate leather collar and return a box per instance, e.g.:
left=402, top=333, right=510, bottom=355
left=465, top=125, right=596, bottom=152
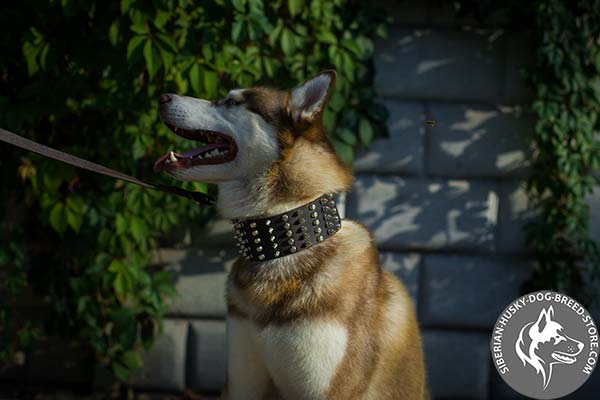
left=231, top=194, right=341, bottom=261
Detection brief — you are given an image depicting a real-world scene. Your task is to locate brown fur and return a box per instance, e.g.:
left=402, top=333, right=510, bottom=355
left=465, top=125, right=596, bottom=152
left=223, top=72, right=427, bottom=399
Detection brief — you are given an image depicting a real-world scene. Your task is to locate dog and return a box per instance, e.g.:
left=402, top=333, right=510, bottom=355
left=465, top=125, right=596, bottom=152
left=515, top=306, right=584, bottom=390
left=155, top=70, right=427, bottom=399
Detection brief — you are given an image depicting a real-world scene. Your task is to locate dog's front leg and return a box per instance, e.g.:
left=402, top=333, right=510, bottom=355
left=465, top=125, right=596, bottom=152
left=222, top=316, right=272, bottom=400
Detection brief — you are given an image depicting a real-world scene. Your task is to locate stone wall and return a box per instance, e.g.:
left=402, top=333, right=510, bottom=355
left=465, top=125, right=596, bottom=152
left=2, top=1, right=599, bottom=398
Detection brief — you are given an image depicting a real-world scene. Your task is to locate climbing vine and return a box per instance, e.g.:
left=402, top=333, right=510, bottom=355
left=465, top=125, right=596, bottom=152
left=0, top=0, right=388, bottom=380
left=452, top=0, right=600, bottom=304
left=524, top=0, right=600, bottom=304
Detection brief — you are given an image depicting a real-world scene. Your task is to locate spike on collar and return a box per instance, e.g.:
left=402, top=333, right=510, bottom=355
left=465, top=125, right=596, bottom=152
left=231, top=194, right=341, bottom=261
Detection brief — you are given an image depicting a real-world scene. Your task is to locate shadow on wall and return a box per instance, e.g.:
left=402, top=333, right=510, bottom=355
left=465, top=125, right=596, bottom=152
left=347, top=176, right=498, bottom=252
left=426, top=103, right=533, bottom=179
left=355, top=102, right=533, bottom=180
left=374, top=26, right=531, bottom=103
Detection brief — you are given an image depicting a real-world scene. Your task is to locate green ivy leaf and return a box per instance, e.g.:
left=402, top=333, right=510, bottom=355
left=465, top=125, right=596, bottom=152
left=126, top=36, right=145, bottom=60
left=232, top=0, right=246, bottom=12
left=280, top=28, right=295, bottom=55
left=130, top=21, right=149, bottom=35
left=318, top=32, right=337, bottom=45
left=156, top=33, right=177, bottom=53
left=66, top=208, right=83, bottom=233
left=159, top=45, right=174, bottom=70
left=120, top=0, right=135, bottom=14
left=189, top=63, right=201, bottom=93
left=22, top=41, right=41, bottom=76
left=130, top=216, right=148, bottom=244
left=232, top=19, right=244, bottom=43
left=108, top=21, right=120, bottom=46
left=143, top=40, right=161, bottom=79
left=121, top=350, right=143, bottom=369
left=115, top=214, right=127, bottom=235
left=336, top=128, right=357, bottom=146
left=332, top=139, right=353, bottom=165
left=113, top=273, right=128, bottom=296
left=49, top=203, right=67, bottom=235
left=203, top=70, right=218, bottom=98
left=111, top=361, right=129, bottom=381
left=288, top=0, right=304, bottom=17
left=359, top=118, right=374, bottom=146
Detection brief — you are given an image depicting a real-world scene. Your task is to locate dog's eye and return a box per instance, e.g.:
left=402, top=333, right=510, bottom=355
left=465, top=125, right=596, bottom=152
left=224, top=97, right=240, bottom=107
left=554, top=336, right=564, bottom=344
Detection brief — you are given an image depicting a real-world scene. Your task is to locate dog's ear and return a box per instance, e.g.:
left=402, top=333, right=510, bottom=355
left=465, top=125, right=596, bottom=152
left=289, top=70, right=336, bottom=123
left=534, top=307, right=551, bottom=333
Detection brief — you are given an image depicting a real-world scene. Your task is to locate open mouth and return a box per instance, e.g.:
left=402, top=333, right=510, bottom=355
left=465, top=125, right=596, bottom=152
left=154, top=123, right=237, bottom=173
left=552, top=351, right=577, bottom=364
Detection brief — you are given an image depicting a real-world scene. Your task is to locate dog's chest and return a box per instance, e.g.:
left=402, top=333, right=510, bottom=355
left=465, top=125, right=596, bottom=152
left=232, top=317, right=348, bottom=399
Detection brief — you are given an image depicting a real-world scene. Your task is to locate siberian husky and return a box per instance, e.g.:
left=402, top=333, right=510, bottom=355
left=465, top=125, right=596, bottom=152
left=155, top=70, right=427, bottom=399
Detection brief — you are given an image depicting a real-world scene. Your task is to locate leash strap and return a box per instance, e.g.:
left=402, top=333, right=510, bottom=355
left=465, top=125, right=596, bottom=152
left=0, top=127, right=215, bottom=206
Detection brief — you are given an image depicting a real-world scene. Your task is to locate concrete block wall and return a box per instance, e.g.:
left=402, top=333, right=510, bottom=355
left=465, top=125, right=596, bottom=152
left=3, top=1, right=599, bottom=398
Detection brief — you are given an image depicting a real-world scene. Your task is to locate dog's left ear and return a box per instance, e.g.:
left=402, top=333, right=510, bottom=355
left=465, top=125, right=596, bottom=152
left=289, top=70, right=336, bottom=123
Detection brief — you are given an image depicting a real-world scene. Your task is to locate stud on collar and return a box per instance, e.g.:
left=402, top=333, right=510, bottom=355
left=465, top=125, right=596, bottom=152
left=231, top=193, right=342, bottom=261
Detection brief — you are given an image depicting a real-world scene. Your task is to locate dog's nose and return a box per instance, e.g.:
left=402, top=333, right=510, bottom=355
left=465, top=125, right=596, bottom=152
left=158, top=94, right=172, bottom=104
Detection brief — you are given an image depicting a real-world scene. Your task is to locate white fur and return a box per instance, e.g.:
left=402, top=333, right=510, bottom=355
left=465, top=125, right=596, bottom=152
left=159, top=93, right=280, bottom=183
left=258, top=320, right=347, bottom=400
left=226, top=318, right=348, bottom=400
left=218, top=137, right=349, bottom=219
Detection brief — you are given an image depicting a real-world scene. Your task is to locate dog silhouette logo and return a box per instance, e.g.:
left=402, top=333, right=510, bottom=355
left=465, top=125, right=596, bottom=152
left=515, top=306, right=584, bottom=390
left=491, top=291, right=598, bottom=399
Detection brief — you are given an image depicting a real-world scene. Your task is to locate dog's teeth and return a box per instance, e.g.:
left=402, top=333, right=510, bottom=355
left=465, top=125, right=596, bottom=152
left=169, top=151, right=177, bottom=162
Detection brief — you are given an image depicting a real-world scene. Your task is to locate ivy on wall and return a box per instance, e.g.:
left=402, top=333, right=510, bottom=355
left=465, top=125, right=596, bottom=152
left=524, top=0, right=600, bottom=304
left=452, top=0, right=600, bottom=304
left=0, top=0, right=388, bottom=380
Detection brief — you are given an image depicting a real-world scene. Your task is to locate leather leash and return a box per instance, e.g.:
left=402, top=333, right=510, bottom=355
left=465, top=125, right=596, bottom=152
left=0, top=127, right=215, bottom=206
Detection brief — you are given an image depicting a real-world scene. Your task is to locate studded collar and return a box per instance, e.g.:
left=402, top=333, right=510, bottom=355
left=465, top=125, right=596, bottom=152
left=231, top=193, right=342, bottom=261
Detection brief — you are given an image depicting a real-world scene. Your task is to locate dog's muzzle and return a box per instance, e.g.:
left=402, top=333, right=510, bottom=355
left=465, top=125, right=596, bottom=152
left=231, top=194, right=342, bottom=261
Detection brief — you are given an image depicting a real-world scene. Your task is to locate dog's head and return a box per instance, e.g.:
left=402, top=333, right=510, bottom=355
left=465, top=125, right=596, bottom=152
left=154, top=70, right=350, bottom=190
left=515, top=306, right=584, bottom=388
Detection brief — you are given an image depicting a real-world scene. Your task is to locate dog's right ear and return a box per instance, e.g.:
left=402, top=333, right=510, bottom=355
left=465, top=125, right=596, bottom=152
left=289, top=70, right=336, bottom=124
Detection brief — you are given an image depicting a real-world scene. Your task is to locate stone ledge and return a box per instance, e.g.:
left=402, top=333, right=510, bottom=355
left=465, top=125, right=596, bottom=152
left=187, top=320, right=227, bottom=393
left=129, top=319, right=189, bottom=392
left=154, top=248, right=235, bottom=318
left=346, top=175, right=498, bottom=252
